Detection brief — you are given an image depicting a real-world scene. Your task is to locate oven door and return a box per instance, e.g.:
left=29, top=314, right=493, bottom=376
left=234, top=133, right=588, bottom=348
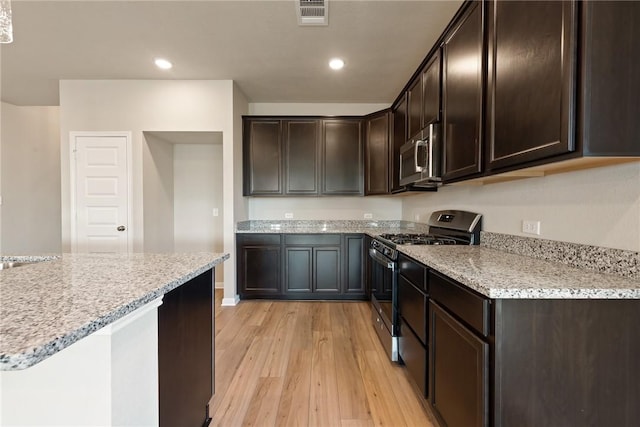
left=369, top=247, right=398, bottom=361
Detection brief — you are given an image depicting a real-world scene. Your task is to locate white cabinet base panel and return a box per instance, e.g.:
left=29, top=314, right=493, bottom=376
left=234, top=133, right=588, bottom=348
left=0, top=298, right=163, bottom=427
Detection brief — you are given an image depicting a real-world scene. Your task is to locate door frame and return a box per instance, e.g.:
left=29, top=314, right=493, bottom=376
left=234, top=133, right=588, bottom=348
left=69, top=131, right=134, bottom=253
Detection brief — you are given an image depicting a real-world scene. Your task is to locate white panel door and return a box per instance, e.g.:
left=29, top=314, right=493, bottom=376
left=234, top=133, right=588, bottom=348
left=73, top=134, right=130, bottom=253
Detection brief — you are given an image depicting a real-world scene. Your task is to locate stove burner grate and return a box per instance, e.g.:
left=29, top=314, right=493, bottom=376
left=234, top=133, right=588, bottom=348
left=378, top=233, right=462, bottom=246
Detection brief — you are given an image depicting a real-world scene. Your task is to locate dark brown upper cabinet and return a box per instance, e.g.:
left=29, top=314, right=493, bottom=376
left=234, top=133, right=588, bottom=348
left=407, top=76, right=423, bottom=140
left=409, top=49, right=442, bottom=136
left=422, top=50, right=442, bottom=128
left=390, top=94, right=408, bottom=193
left=579, top=1, right=640, bottom=157
left=486, top=1, right=577, bottom=171
left=365, top=111, right=391, bottom=195
left=244, top=117, right=364, bottom=197
left=321, top=119, right=364, bottom=195
left=243, top=119, right=283, bottom=195
left=442, top=1, right=484, bottom=182
left=284, top=120, right=320, bottom=195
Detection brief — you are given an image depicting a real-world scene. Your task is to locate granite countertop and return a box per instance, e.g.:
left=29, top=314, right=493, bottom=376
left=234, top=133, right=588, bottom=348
left=398, top=245, right=640, bottom=299
left=0, top=252, right=228, bottom=371
left=236, top=220, right=639, bottom=299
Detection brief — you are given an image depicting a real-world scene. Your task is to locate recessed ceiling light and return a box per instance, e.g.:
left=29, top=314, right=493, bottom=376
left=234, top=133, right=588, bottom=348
left=329, top=58, right=345, bottom=70
left=154, top=58, right=173, bottom=70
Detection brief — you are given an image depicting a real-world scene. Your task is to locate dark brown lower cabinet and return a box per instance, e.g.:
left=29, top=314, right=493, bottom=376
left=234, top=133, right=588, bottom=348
left=158, top=268, right=214, bottom=427
left=237, top=234, right=282, bottom=298
left=493, top=299, right=640, bottom=427
left=237, top=233, right=366, bottom=300
left=285, top=245, right=341, bottom=294
left=430, top=301, right=488, bottom=427
left=344, top=234, right=365, bottom=294
left=399, top=319, right=427, bottom=398
left=284, top=234, right=341, bottom=296
left=424, top=268, right=640, bottom=427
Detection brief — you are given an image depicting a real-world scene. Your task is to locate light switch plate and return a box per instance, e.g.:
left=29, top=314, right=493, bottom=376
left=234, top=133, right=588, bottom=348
left=284, top=212, right=294, bottom=219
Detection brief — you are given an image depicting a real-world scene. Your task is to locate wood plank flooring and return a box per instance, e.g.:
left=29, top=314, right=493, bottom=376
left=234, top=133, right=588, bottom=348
left=210, top=290, right=436, bottom=427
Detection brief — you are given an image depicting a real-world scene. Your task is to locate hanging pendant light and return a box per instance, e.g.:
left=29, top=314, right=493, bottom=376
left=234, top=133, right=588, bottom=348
left=0, top=0, right=13, bottom=44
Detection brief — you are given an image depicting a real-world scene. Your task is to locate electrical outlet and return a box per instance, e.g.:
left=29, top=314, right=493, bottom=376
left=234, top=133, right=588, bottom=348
left=284, top=212, right=294, bottom=219
left=522, top=220, right=541, bottom=235
left=364, top=213, right=373, bottom=219
left=212, top=208, right=219, bottom=217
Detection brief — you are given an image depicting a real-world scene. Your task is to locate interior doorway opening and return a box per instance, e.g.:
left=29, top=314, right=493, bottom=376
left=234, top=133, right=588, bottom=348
left=143, top=131, right=224, bottom=286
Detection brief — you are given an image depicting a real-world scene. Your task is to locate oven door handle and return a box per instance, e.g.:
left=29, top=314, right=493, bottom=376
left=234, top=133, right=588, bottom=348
left=369, top=248, right=396, bottom=271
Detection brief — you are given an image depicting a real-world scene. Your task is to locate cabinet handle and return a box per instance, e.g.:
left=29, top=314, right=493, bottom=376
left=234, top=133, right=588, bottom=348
left=117, top=225, right=126, bottom=232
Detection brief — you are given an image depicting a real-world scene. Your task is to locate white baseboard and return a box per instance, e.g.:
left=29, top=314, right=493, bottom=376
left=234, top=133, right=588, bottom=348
left=221, top=295, right=240, bottom=307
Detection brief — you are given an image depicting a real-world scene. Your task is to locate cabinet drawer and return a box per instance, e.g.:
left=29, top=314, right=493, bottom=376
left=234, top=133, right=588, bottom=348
left=237, top=233, right=281, bottom=246
left=399, top=319, right=427, bottom=398
left=398, top=275, right=427, bottom=345
left=429, top=271, right=489, bottom=337
left=285, top=234, right=341, bottom=245
left=398, top=253, right=427, bottom=291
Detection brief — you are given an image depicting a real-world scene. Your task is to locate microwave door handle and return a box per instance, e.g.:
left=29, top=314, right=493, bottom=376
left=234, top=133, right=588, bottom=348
left=415, top=138, right=433, bottom=177
left=414, top=140, right=424, bottom=172
left=425, top=137, right=433, bottom=177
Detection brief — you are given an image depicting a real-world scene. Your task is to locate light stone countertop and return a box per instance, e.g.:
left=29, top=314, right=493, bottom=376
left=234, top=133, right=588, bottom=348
left=397, top=245, right=640, bottom=299
left=0, top=252, right=228, bottom=371
left=236, top=222, right=639, bottom=299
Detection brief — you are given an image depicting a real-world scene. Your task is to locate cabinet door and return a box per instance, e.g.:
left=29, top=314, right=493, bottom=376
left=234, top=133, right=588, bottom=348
left=430, top=301, right=488, bottom=427
left=407, top=76, right=422, bottom=140
left=486, top=1, right=576, bottom=170
left=243, top=119, right=283, bottom=195
left=285, top=247, right=313, bottom=293
left=284, top=120, right=319, bottom=195
left=442, top=1, right=483, bottom=181
left=391, top=95, right=407, bottom=192
left=314, top=247, right=341, bottom=292
left=343, top=234, right=365, bottom=294
left=422, top=50, right=442, bottom=127
left=322, top=119, right=364, bottom=195
left=365, top=112, right=390, bottom=195
left=238, top=245, right=282, bottom=296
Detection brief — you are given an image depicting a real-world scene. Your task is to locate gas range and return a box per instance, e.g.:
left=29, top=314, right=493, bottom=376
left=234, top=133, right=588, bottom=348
left=371, top=210, right=482, bottom=261
left=369, top=210, right=482, bottom=363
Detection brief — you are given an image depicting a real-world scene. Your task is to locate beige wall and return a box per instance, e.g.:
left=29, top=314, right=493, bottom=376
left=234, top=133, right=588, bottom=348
left=1, top=103, right=61, bottom=254
left=402, top=162, right=640, bottom=251
left=142, top=133, right=175, bottom=253
left=173, top=143, right=224, bottom=284
left=249, top=196, right=402, bottom=221
left=59, top=80, right=245, bottom=302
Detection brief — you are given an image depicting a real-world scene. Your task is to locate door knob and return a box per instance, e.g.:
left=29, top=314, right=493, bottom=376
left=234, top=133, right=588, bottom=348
left=117, top=226, right=126, bottom=231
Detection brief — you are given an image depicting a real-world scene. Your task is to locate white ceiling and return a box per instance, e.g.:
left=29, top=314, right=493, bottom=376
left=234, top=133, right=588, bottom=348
left=0, top=0, right=463, bottom=106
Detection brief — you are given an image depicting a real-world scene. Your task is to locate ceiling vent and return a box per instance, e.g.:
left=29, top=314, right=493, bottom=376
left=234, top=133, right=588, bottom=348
left=296, top=0, right=328, bottom=26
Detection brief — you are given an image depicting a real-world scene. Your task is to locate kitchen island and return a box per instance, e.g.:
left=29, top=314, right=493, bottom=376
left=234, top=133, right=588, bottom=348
left=0, top=252, right=228, bottom=427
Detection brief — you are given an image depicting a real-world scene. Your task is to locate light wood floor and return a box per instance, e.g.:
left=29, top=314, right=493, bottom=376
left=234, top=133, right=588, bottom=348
left=210, top=290, right=436, bottom=427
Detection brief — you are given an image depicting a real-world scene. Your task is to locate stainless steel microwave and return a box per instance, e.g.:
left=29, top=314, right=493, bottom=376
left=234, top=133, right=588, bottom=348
left=399, top=123, right=442, bottom=188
